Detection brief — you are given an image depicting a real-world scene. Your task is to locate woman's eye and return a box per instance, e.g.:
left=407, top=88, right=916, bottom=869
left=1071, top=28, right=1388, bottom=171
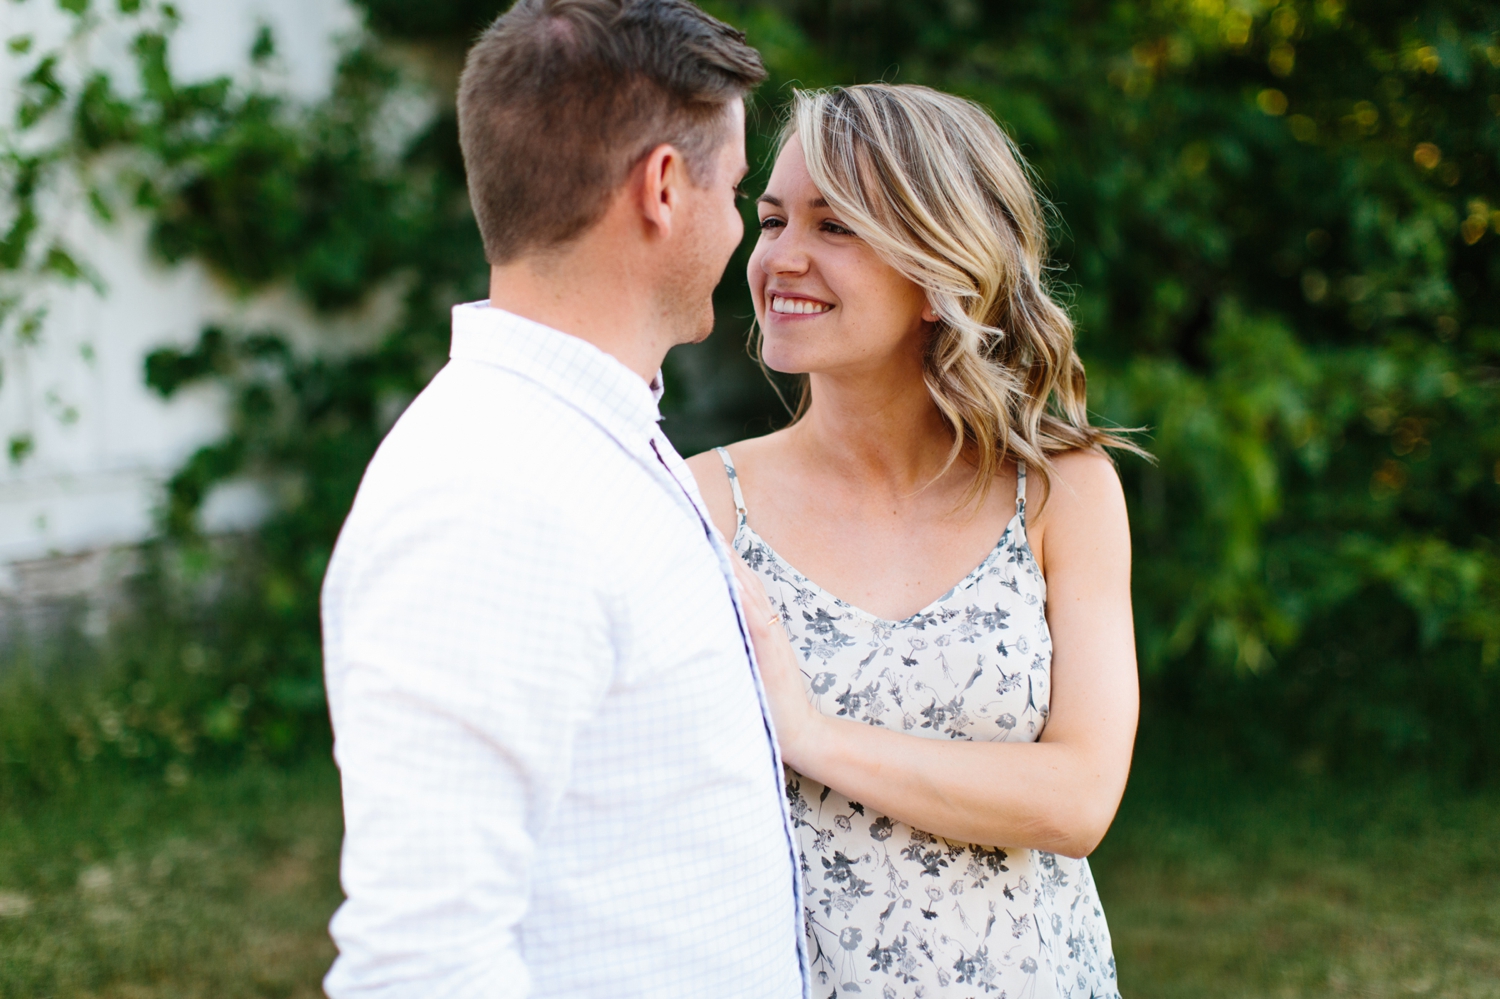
left=821, top=220, right=855, bottom=236
left=758, top=216, right=786, bottom=231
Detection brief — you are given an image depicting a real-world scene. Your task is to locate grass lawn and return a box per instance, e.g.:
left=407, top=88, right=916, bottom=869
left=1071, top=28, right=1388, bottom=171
left=0, top=760, right=344, bottom=999
left=1096, top=763, right=1500, bottom=998
left=1, top=756, right=1497, bottom=997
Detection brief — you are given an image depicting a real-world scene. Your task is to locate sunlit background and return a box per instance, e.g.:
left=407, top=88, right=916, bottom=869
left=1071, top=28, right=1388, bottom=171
left=1, top=0, right=1497, bottom=995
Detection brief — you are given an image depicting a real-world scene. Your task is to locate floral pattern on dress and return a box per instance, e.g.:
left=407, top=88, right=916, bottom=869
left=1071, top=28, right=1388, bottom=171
left=718, top=449, right=1120, bottom=999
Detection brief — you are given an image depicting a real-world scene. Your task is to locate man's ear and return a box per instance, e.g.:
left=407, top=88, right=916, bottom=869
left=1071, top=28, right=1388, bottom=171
left=636, top=143, right=685, bottom=239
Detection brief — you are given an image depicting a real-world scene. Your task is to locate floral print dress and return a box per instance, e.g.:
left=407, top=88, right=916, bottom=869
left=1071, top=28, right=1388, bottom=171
left=716, top=449, right=1120, bottom=999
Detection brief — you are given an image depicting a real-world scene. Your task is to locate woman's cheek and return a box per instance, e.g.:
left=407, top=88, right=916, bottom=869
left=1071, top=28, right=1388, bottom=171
left=746, top=254, right=766, bottom=321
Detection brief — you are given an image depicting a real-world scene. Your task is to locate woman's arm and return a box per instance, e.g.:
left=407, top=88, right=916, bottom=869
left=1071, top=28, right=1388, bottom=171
left=735, top=450, right=1139, bottom=859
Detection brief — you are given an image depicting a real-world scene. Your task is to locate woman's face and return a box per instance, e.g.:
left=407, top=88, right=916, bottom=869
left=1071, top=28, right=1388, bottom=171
left=748, top=136, right=935, bottom=377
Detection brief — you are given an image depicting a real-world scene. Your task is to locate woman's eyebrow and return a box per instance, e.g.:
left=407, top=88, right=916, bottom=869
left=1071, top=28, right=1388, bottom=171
left=756, top=194, right=831, bottom=209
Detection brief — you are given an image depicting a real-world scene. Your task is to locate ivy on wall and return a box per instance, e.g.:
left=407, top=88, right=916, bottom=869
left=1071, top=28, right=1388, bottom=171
left=0, top=1, right=133, bottom=463
left=0, top=0, right=455, bottom=787
left=2, top=0, right=1499, bottom=786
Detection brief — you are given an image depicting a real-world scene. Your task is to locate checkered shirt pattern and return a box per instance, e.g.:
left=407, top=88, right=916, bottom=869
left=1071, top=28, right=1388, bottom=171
left=321, top=302, right=810, bottom=999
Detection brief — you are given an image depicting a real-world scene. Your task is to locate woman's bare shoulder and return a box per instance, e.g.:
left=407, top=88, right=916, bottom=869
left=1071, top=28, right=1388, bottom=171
left=1029, top=449, right=1129, bottom=569
left=685, top=432, right=788, bottom=544
left=1037, top=449, right=1125, bottom=510
left=684, top=448, right=739, bottom=544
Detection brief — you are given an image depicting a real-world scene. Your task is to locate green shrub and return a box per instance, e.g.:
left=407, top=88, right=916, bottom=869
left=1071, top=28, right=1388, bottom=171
left=0, top=545, right=331, bottom=808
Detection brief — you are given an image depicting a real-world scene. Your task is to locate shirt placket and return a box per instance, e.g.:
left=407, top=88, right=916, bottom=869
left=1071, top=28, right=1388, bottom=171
left=647, top=433, right=812, bottom=998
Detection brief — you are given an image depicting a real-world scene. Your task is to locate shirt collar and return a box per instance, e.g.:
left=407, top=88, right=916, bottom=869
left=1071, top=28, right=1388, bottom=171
left=450, top=301, right=665, bottom=447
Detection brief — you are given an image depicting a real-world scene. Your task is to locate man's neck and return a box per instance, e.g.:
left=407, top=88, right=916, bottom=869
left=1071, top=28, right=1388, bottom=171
left=487, top=241, right=668, bottom=384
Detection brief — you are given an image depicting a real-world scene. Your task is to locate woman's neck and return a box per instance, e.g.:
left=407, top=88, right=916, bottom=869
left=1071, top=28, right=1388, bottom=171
left=792, top=366, right=962, bottom=495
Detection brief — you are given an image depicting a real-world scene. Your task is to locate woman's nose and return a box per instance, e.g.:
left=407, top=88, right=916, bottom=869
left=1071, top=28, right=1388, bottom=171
left=760, top=228, right=811, bottom=276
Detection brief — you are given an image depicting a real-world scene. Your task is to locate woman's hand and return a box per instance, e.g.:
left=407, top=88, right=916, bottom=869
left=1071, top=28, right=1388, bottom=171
left=732, top=557, right=823, bottom=770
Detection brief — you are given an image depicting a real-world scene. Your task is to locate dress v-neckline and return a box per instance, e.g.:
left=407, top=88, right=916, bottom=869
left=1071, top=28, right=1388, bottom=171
left=733, top=511, right=1029, bottom=628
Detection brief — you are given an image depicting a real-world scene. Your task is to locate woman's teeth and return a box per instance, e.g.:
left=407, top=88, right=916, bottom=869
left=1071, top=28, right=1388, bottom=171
left=771, top=295, right=832, bottom=315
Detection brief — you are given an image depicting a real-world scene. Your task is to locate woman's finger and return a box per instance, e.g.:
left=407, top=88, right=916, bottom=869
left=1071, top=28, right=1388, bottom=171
left=728, top=554, right=821, bottom=766
left=733, top=557, right=775, bottom=628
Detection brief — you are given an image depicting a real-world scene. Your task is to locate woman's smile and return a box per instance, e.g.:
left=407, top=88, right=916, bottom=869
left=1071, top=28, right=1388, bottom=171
left=768, top=292, right=834, bottom=316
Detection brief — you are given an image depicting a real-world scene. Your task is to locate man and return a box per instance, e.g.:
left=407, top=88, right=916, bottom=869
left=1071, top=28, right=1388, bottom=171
left=319, top=2, right=808, bottom=996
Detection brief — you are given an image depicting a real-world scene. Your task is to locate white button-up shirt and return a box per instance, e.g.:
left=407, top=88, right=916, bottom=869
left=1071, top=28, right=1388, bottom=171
left=321, top=302, right=809, bottom=999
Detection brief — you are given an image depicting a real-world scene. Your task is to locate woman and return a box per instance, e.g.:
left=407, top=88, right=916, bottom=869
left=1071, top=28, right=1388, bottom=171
left=687, top=84, right=1139, bottom=998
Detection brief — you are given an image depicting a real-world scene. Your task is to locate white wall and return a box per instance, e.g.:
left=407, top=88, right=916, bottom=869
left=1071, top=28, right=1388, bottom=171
left=0, top=0, right=362, bottom=579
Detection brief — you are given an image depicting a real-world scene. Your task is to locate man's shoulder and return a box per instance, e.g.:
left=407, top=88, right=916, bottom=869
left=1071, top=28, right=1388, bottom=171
left=398, top=358, right=574, bottom=439
left=381, top=360, right=632, bottom=479
left=344, top=359, right=663, bottom=541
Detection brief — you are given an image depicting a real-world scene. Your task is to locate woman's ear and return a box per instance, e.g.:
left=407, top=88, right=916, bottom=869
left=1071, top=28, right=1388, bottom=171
left=921, top=298, right=940, bottom=323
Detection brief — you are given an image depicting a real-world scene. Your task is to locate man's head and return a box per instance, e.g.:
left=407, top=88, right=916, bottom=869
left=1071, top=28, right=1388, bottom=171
left=459, top=1, right=763, bottom=344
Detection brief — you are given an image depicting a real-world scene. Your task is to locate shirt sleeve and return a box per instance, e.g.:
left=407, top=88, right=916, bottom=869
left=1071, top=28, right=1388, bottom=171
left=321, top=477, right=616, bottom=998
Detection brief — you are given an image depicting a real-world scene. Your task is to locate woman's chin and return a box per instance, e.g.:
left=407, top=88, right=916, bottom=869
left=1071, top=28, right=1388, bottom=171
left=759, top=348, right=813, bottom=375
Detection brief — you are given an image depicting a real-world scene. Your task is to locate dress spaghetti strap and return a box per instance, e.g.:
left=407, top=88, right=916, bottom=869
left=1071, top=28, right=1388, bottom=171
left=1016, top=460, right=1028, bottom=521
left=714, top=447, right=748, bottom=527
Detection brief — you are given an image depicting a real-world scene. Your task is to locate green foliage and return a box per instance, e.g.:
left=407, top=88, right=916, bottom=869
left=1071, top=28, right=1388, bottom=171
left=724, top=0, right=1500, bottom=778
left=0, top=2, right=177, bottom=467
left=0, top=544, right=333, bottom=811
left=357, top=0, right=500, bottom=37
left=0, top=655, right=84, bottom=804
left=2, top=0, right=1498, bottom=786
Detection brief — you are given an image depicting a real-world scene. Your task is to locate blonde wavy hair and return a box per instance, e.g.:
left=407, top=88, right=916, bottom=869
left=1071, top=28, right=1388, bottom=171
left=768, top=84, right=1142, bottom=503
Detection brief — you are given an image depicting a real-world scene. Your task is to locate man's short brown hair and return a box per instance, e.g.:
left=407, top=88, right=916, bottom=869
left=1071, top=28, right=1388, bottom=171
left=457, top=0, right=766, bottom=264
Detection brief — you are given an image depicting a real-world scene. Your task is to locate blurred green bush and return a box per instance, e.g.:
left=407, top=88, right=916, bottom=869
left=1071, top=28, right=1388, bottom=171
left=2, top=0, right=1497, bottom=797
left=0, top=543, right=330, bottom=804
